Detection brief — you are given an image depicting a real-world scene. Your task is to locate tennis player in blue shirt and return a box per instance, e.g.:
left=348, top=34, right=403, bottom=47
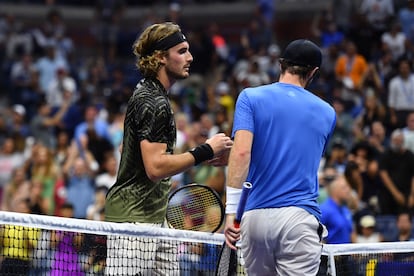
left=224, top=39, right=336, bottom=275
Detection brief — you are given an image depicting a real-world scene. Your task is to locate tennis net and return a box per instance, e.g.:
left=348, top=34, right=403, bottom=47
left=0, top=211, right=244, bottom=275
left=0, top=211, right=414, bottom=275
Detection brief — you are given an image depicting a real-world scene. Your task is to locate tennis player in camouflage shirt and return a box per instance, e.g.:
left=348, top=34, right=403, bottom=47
left=105, top=22, right=233, bottom=275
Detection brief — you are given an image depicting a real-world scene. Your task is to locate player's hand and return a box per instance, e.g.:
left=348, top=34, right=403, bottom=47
left=207, top=149, right=230, bottom=167
left=205, top=133, right=233, bottom=156
left=224, top=214, right=240, bottom=250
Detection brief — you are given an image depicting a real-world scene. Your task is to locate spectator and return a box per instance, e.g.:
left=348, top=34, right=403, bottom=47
left=352, top=214, right=384, bottom=243
left=8, top=104, right=31, bottom=139
left=373, top=49, right=395, bottom=104
left=317, top=165, right=339, bottom=204
left=353, top=92, right=388, bottom=142
left=398, top=0, right=414, bottom=46
left=28, top=178, right=46, bottom=215
left=359, top=0, right=394, bottom=45
left=324, top=139, right=348, bottom=174
left=45, top=67, right=77, bottom=109
left=28, top=144, right=61, bottom=215
left=3, top=13, right=32, bottom=59
left=9, top=53, right=40, bottom=110
left=240, top=18, right=272, bottom=53
left=213, top=81, right=235, bottom=121
left=402, top=111, right=414, bottom=153
left=359, top=63, right=385, bottom=100
left=53, top=176, right=67, bottom=217
left=0, top=137, right=25, bottom=203
left=367, top=120, right=389, bottom=157
left=381, top=21, right=408, bottom=62
left=391, top=211, right=414, bottom=241
left=174, top=112, right=192, bottom=154
left=79, top=57, right=109, bottom=101
left=387, top=57, right=414, bottom=129
left=104, top=67, right=131, bottom=115
left=30, top=94, right=71, bottom=150
left=0, top=116, right=9, bottom=147
left=311, top=9, right=345, bottom=50
left=54, top=129, right=71, bottom=166
left=35, top=42, right=68, bottom=94
left=1, top=166, right=30, bottom=211
left=95, top=152, right=117, bottom=190
left=86, top=186, right=107, bottom=221
left=90, top=0, right=125, bottom=61
left=50, top=202, right=84, bottom=276
left=31, top=9, right=66, bottom=52
left=330, top=98, right=355, bottom=151
left=107, top=111, right=125, bottom=154
left=320, top=175, right=355, bottom=244
left=199, top=113, right=219, bottom=138
left=344, top=160, right=364, bottom=206
left=207, top=22, right=229, bottom=66
left=348, top=141, right=383, bottom=212
left=334, top=40, right=368, bottom=106
left=74, top=105, right=111, bottom=148
left=378, top=129, right=414, bottom=215
left=84, top=128, right=114, bottom=168
left=62, top=140, right=96, bottom=219
left=0, top=198, right=39, bottom=275
left=330, top=0, right=357, bottom=36
left=263, top=43, right=281, bottom=82
left=235, top=58, right=270, bottom=88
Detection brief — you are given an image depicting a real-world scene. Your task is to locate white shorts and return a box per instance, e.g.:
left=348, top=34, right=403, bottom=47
left=241, top=206, right=327, bottom=276
left=105, top=223, right=179, bottom=276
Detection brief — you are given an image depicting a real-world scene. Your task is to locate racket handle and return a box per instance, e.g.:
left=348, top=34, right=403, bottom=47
left=233, top=220, right=241, bottom=229
left=233, top=182, right=252, bottom=229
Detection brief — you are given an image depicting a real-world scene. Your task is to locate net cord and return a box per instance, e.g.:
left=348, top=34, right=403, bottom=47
left=0, top=211, right=225, bottom=245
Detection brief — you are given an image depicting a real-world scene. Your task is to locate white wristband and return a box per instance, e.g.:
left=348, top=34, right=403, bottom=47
left=225, top=186, right=242, bottom=214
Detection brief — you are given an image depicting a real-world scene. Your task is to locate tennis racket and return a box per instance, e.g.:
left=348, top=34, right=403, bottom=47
left=166, top=183, right=225, bottom=233
left=215, top=182, right=252, bottom=276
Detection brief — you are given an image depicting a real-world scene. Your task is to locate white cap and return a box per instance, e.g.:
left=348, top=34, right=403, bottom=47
left=360, top=215, right=376, bottom=228
left=216, top=81, right=230, bottom=95
left=13, top=104, right=26, bottom=116
left=268, top=44, right=280, bottom=56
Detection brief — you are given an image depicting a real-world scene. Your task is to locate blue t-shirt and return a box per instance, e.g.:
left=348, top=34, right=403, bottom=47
left=232, top=82, right=336, bottom=221
left=320, top=198, right=353, bottom=244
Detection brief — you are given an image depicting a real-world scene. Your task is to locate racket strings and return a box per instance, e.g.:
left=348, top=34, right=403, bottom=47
left=167, top=186, right=223, bottom=232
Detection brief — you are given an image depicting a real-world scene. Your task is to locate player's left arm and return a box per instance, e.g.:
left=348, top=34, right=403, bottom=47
left=224, top=129, right=252, bottom=248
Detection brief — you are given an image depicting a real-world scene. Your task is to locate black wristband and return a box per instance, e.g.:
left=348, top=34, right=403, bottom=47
left=189, top=143, right=214, bottom=165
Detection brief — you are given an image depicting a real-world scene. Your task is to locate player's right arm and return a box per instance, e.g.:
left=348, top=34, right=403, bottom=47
left=141, top=133, right=233, bottom=182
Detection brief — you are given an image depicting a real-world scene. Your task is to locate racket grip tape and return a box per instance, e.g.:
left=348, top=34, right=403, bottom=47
left=233, top=182, right=252, bottom=228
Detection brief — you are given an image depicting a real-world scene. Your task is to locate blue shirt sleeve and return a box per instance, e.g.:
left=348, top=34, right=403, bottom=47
left=232, top=89, right=254, bottom=138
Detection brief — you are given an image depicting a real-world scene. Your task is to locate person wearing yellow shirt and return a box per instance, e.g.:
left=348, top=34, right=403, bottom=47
left=0, top=198, right=40, bottom=275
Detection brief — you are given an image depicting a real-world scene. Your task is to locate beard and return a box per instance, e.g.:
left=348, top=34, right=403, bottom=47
left=166, top=66, right=189, bottom=80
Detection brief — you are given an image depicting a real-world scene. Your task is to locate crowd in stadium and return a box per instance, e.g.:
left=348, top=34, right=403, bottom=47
left=0, top=0, right=414, bottom=246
